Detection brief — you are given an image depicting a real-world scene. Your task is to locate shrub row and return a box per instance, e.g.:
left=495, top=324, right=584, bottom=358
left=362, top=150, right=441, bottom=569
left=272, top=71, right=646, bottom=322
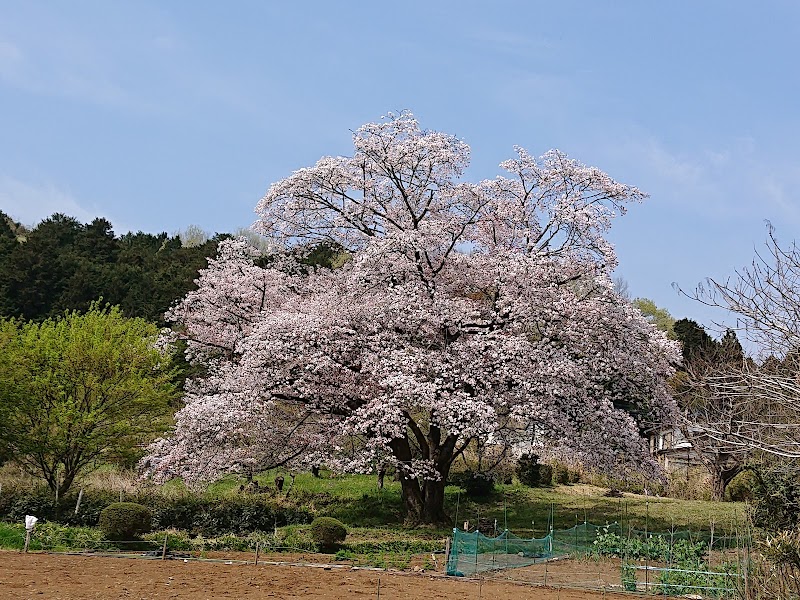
left=140, top=527, right=318, bottom=552
left=514, top=454, right=581, bottom=489
left=342, top=539, right=442, bottom=554
left=0, top=486, right=312, bottom=536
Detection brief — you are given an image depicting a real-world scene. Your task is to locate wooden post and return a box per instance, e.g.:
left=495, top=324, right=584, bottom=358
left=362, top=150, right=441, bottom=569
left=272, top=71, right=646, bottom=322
left=444, top=537, right=450, bottom=573
left=161, top=532, right=168, bottom=560
left=23, top=529, right=31, bottom=553
left=254, top=541, right=260, bottom=566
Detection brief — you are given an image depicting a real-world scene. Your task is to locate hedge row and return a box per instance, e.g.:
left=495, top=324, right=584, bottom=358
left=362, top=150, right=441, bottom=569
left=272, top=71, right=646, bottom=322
left=0, top=487, right=312, bottom=536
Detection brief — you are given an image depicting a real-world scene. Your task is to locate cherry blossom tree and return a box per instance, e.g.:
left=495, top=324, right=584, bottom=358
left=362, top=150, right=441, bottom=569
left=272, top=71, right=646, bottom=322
left=148, top=112, right=678, bottom=524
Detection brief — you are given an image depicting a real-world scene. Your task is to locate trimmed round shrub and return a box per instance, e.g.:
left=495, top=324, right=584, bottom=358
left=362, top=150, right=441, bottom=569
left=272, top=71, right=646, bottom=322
left=309, top=517, right=347, bottom=551
left=99, top=502, right=152, bottom=540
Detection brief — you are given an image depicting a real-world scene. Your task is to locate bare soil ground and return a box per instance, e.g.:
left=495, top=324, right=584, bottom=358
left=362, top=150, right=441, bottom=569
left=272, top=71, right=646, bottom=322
left=0, top=551, right=636, bottom=600
left=484, top=556, right=625, bottom=588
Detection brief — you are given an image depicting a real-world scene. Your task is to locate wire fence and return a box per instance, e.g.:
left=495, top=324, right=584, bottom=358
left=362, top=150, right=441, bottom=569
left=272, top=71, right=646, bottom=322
left=4, top=524, right=448, bottom=573
left=5, top=513, right=751, bottom=598
left=446, top=521, right=750, bottom=598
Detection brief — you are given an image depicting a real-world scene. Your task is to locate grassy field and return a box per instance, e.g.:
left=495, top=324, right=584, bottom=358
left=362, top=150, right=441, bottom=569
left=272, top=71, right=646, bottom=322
left=205, top=470, right=746, bottom=537
left=0, top=465, right=747, bottom=555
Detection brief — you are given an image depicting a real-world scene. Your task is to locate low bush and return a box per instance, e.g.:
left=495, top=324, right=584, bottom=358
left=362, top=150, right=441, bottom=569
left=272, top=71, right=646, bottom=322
left=99, top=502, right=152, bottom=540
left=276, top=524, right=316, bottom=551
left=139, top=528, right=313, bottom=553
left=449, top=471, right=495, bottom=497
left=0, top=521, right=107, bottom=551
left=537, top=464, right=553, bottom=487
left=516, top=454, right=542, bottom=487
left=310, top=517, right=347, bottom=551
left=665, top=468, right=712, bottom=500
left=342, top=539, right=442, bottom=554
left=150, top=495, right=313, bottom=535
left=551, top=462, right=570, bottom=485
left=547, top=461, right=580, bottom=485
left=753, top=463, right=800, bottom=530
left=725, top=469, right=757, bottom=502
left=656, top=562, right=739, bottom=598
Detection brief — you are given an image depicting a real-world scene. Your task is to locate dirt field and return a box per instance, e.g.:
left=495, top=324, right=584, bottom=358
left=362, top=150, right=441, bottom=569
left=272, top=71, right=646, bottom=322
left=0, top=551, right=636, bottom=600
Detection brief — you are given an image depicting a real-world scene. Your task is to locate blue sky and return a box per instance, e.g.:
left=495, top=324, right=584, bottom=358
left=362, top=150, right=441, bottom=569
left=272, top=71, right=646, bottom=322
left=2, top=1, right=799, bottom=332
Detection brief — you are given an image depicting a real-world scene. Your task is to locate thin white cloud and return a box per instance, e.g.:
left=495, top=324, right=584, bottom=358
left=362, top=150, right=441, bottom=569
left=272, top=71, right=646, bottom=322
left=0, top=175, right=124, bottom=230
left=0, top=33, right=145, bottom=112
left=604, top=135, right=800, bottom=230
left=639, top=140, right=704, bottom=186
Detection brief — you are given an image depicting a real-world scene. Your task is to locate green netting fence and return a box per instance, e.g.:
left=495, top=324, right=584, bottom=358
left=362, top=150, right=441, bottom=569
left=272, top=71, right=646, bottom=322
left=446, top=528, right=552, bottom=576
left=446, top=521, right=747, bottom=578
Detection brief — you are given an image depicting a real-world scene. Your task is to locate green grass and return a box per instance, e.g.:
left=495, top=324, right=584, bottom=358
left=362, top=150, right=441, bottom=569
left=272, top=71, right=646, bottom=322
left=0, top=466, right=747, bottom=550
left=0, top=521, right=106, bottom=551
left=448, top=483, right=746, bottom=537
left=206, top=471, right=408, bottom=527
left=0, top=473, right=748, bottom=563
left=205, top=470, right=746, bottom=538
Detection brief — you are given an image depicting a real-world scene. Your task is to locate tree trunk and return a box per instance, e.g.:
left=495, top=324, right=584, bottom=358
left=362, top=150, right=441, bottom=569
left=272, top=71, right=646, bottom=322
left=389, top=419, right=458, bottom=526
left=710, top=465, right=742, bottom=501
left=421, top=478, right=450, bottom=525
left=398, top=475, right=451, bottom=526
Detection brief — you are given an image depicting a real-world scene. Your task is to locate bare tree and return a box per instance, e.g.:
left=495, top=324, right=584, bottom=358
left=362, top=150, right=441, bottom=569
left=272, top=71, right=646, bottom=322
left=681, top=225, right=800, bottom=460
left=672, top=330, right=754, bottom=499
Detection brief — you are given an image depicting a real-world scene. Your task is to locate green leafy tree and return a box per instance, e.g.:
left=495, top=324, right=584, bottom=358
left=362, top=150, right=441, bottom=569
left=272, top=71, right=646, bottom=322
left=634, top=298, right=677, bottom=340
left=673, top=318, right=716, bottom=363
left=4, top=213, right=84, bottom=320
left=0, top=213, right=221, bottom=325
left=0, top=304, right=177, bottom=496
left=0, top=211, right=20, bottom=317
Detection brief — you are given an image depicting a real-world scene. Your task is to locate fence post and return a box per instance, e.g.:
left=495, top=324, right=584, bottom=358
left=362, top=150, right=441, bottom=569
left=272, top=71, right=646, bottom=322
left=544, top=555, right=548, bottom=587
left=645, top=501, right=649, bottom=593
left=444, top=536, right=451, bottom=573
left=161, top=532, right=168, bottom=560
left=254, top=541, right=260, bottom=566
left=474, top=530, right=479, bottom=576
